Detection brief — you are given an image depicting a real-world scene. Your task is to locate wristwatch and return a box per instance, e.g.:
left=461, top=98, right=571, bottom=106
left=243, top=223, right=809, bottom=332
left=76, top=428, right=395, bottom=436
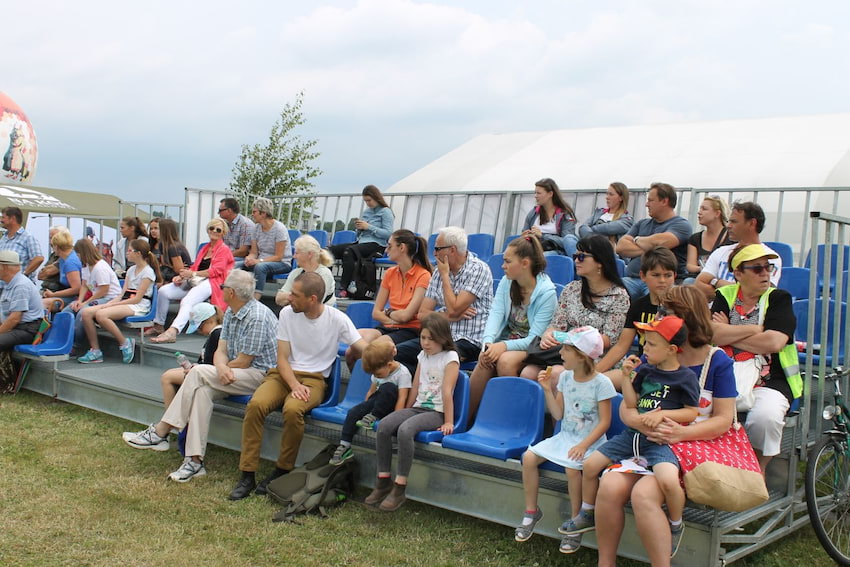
left=710, top=277, right=719, bottom=288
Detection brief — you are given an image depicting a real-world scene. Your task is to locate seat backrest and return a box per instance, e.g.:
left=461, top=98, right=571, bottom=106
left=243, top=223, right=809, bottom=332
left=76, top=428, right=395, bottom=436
left=607, top=394, right=626, bottom=439
left=615, top=257, right=626, bottom=278
left=331, top=230, right=356, bottom=246
left=344, top=301, right=376, bottom=329
left=764, top=241, right=794, bottom=268
left=340, top=360, right=373, bottom=406
left=196, top=241, right=209, bottom=257
left=779, top=266, right=813, bottom=301
left=467, top=233, right=495, bottom=259
left=502, top=234, right=519, bottom=252
left=804, top=244, right=850, bottom=280
left=125, top=284, right=158, bottom=322
left=452, top=371, right=471, bottom=435
left=307, top=230, right=328, bottom=248
left=545, top=254, right=574, bottom=285
left=793, top=298, right=847, bottom=357
left=288, top=229, right=302, bottom=251
left=472, top=377, right=544, bottom=440
left=553, top=282, right=564, bottom=299
left=319, top=357, right=342, bottom=407
left=487, top=254, right=505, bottom=283
left=41, top=311, right=75, bottom=352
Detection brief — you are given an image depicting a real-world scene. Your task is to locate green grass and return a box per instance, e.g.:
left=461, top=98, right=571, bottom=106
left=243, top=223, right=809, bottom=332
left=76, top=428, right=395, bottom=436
left=0, top=391, right=836, bottom=566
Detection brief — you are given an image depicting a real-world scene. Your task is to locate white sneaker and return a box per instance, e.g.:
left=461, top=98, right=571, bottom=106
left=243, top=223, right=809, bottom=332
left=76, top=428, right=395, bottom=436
left=123, top=425, right=170, bottom=451
left=169, top=458, right=206, bottom=483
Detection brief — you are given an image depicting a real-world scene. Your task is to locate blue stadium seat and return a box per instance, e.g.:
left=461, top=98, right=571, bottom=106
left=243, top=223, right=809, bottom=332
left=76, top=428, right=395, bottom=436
left=196, top=241, right=208, bottom=257
left=553, top=282, right=564, bottom=299
left=615, top=257, right=626, bottom=278
left=804, top=244, right=850, bottom=292
left=426, top=233, right=439, bottom=264
left=793, top=298, right=847, bottom=367
left=442, top=377, right=544, bottom=460
left=331, top=230, right=357, bottom=246
left=764, top=241, right=794, bottom=268
left=416, top=371, right=470, bottom=443
left=779, top=266, right=815, bottom=301
left=227, top=357, right=342, bottom=408
left=546, top=254, right=574, bottom=285
left=503, top=234, right=519, bottom=252
left=308, top=229, right=328, bottom=248
left=13, top=311, right=75, bottom=394
left=488, top=254, right=505, bottom=293
left=467, top=233, right=495, bottom=260
left=338, top=302, right=376, bottom=356
left=459, top=360, right=477, bottom=373
left=288, top=229, right=301, bottom=251
left=311, top=360, right=373, bottom=424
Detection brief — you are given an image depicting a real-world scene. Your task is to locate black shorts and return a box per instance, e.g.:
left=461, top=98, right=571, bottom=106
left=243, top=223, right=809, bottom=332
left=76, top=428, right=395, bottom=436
left=375, top=326, right=419, bottom=345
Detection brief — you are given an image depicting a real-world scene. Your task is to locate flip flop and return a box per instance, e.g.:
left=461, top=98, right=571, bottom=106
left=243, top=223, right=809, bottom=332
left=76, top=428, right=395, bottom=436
left=150, top=332, right=177, bottom=344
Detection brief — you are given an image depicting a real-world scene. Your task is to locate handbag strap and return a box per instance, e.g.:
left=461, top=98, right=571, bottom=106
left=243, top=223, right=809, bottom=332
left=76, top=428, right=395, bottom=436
left=698, top=345, right=741, bottom=428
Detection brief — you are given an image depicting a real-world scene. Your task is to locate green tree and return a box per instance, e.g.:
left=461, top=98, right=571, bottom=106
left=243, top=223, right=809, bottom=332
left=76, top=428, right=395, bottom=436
left=229, top=91, right=322, bottom=220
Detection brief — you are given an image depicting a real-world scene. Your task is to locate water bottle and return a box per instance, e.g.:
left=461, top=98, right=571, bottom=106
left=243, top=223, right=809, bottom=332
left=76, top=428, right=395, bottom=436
left=175, top=352, right=192, bottom=371
left=347, top=281, right=357, bottom=294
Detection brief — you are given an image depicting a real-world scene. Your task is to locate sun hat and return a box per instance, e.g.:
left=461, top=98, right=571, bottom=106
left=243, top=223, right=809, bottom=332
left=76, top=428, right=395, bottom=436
left=730, top=244, right=779, bottom=270
left=186, top=302, right=217, bottom=334
left=551, top=326, right=604, bottom=360
left=0, top=250, right=22, bottom=265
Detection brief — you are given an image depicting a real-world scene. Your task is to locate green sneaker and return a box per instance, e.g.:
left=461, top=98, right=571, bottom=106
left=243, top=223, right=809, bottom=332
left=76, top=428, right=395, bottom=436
left=356, top=413, right=378, bottom=430
left=329, top=444, right=353, bottom=466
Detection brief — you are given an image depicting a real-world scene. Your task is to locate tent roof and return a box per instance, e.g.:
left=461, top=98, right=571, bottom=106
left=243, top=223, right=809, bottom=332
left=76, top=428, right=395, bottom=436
left=389, top=113, right=850, bottom=192
left=0, top=182, right=139, bottom=222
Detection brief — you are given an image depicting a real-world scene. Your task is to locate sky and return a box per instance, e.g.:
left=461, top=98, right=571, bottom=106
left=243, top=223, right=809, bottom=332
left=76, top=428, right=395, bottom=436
left=5, top=0, right=850, bottom=205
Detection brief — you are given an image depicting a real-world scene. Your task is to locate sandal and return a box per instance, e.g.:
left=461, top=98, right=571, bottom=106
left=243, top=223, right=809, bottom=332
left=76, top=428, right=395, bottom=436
left=144, top=324, right=165, bottom=337
left=559, top=533, right=582, bottom=554
left=514, top=508, right=543, bottom=542
left=150, top=330, right=177, bottom=344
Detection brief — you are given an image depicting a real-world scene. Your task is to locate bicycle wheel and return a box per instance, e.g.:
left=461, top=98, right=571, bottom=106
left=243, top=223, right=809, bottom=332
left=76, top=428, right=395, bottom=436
left=806, top=435, right=850, bottom=565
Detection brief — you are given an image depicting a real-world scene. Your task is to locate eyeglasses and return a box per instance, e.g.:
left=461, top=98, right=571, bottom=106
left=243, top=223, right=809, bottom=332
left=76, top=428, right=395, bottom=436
left=207, top=227, right=223, bottom=233
left=433, top=245, right=454, bottom=252
left=739, top=263, right=776, bottom=275
left=572, top=252, right=594, bottom=262
left=218, top=208, right=228, bottom=213
left=219, top=284, right=231, bottom=290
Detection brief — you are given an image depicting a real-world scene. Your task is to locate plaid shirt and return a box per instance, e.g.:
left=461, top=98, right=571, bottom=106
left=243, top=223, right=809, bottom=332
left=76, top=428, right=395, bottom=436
left=0, top=228, right=42, bottom=282
left=425, top=253, right=493, bottom=347
left=220, top=299, right=278, bottom=372
left=223, top=213, right=254, bottom=253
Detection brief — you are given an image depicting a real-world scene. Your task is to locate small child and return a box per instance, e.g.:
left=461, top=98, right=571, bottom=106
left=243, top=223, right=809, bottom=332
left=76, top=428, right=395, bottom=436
left=365, top=313, right=459, bottom=512
left=329, top=341, right=412, bottom=466
left=515, top=326, right=616, bottom=554
left=563, top=315, right=699, bottom=558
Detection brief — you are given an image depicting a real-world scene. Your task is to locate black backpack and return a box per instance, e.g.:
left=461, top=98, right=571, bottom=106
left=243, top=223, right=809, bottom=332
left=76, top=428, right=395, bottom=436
left=266, top=444, right=358, bottom=523
left=348, top=246, right=380, bottom=300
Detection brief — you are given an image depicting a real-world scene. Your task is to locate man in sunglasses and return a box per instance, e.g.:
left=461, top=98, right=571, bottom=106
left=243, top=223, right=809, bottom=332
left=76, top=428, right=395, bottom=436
left=695, top=201, right=782, bottom=300
left=218, top=198, right=254, bottom=268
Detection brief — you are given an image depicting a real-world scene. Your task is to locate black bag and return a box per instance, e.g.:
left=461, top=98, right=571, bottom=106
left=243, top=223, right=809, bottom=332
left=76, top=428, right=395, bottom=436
left=266, top=443, right=358, bottom=523
left=0, top=351, right=19, bottom=394
left=523, top=336, right=563, bottom=367
left=348, top=246, right=379, bottom=300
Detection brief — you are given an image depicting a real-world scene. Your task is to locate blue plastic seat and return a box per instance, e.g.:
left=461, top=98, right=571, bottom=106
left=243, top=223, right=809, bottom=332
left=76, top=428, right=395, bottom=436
left=288, top=229, right=302, bottom=251
left=459, top=360, right=477, bottom=373
left=804, top=244, right=850, bottom=293
left=426, top=233, right=439, bottom=264
left=546, top=254, right=574, bottom=285
left=311, top=360, right=373, bottom=424
left=331, top=230, right=357, bottom=246
left=15, top=312, right=74, bottom=357
left=553, top=282, right=564, bottom=299
left=467, top=233, right=495, bottom=260
left=442, top=377, right=545, bottom=460
left=124, top=285, right=159, bottom=362
left=615, top=257, right=626, bottom=278
left=779, top=266, right=815, bottom=301
left=764, top=241, right=794, bottom=268
left=196, top=241, right=208, bottom=257
left=417, top=371, right=470, bottom=443
left=308, top=229, right=328, bottom=248
left=793, top=298, right=847, bottom=367
left=502, top=234, right=519, bottom=252
left=338, top=302, right=376, bottom=356
left=487, top=254, right=505, bottom=292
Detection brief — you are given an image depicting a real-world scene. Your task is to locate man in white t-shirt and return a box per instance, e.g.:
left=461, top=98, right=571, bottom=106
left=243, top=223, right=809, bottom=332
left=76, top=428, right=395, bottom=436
left=695, top=201, right=782, bottom=300
left=229, top=271, right=369, bottom=500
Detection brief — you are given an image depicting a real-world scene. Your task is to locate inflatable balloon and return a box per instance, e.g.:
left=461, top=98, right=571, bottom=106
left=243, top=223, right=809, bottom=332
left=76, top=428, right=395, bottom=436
left=0, top=92, right=38, bottom=183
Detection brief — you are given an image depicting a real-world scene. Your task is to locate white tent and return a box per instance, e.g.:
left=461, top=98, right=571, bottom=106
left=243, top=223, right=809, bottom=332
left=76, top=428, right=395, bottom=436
left=389, top=113, right=850, bottom=193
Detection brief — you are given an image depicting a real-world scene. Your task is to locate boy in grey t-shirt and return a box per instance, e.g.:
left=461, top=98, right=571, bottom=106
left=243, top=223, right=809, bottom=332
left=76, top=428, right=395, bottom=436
left=330, top=341, right=412, bottom=465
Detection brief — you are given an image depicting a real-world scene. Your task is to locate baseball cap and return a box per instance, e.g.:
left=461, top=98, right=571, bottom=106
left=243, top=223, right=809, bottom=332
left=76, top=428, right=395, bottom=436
left=186, top=302, right=217, bottom=334
left=730, top=244, right=779, bottom=270
left=633, top=316, right=688, bottom=348
left=0, top=250, right=21, bottom=265
left=552, top=326, right=604, bottom=360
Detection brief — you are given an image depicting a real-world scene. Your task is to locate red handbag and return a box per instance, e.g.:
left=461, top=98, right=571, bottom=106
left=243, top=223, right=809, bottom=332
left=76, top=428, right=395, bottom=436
left=670, top=348, right=769, bottom=512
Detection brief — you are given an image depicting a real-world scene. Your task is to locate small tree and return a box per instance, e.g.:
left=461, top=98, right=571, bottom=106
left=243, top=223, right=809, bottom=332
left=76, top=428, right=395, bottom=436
left=229, top=91, right=322, bottom=221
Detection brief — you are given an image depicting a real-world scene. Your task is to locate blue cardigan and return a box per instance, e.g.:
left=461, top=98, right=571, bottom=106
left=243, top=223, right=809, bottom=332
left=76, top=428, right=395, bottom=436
left=481, top=272, right=557, bottom=351
left=357, top=206, right=394, bottom=247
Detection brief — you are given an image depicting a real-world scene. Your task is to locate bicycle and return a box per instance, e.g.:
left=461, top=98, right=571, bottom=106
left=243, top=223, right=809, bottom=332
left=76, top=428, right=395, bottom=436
left=805, top=365, right=850, bottom=565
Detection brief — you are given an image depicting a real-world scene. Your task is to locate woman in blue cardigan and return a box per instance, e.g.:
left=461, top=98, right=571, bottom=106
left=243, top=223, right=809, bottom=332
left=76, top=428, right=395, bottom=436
left=468, top=235, right=557, bottom=420
left=330, top=185, right=395, bottom=297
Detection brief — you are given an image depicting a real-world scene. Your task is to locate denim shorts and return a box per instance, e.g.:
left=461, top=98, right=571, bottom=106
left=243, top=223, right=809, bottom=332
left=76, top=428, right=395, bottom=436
left=597, top=430, right=679, bottom=469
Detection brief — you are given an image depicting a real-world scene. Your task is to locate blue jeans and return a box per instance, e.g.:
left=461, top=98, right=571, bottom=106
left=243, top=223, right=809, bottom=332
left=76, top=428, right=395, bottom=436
left=242, top=261, right=291, bottom=292
left=622, top=277, right=648, bottom=298
left=562, top=234, right=578, bottom=257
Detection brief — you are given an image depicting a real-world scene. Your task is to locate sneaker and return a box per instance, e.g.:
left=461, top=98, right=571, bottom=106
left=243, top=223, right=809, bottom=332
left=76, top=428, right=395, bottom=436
left=123, top=424, right=170, bottom=451
left=356, top=413, right=378, bottom=430
left=671, top=522, right=685, bottom=558
left=120, top=338, right=136, bottom=364
left=329, top=444, right=353, bottom=466
left=559, top=533, right=582, bottom=554
left=559, top=510, right=595, bottom=535
left=169, top=458, right=206, bottom=483
left=514, top=508, right=544, bottom=542
left=78, top=349, right=103, bottom=364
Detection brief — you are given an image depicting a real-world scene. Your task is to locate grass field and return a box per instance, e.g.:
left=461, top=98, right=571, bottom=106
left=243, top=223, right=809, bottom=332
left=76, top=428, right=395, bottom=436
left=0, top=391, right=836, bottom=567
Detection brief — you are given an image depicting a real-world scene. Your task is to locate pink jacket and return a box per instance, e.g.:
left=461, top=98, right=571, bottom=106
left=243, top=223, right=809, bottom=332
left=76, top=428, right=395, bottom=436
left=193, top=240, right=234, bottom=309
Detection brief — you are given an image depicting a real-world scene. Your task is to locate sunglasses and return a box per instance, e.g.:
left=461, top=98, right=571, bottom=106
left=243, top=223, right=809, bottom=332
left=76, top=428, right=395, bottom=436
left=217, top=208, right=228, bottom=213
left=207, top=226, right=223, bottom=233
left=219, top=284, right=231, bottom=290
left=739, top=263, right=776, bottom=275
left=433, top=245, right=454, bottom=252
left=572, top=252, right=594, bottom=262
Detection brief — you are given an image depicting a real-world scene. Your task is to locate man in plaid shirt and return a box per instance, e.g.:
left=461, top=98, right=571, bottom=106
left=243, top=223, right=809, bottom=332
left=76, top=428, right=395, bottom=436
left=0, top=207, right=43, bottom=285
left=218, top=197, right=254, bottom=268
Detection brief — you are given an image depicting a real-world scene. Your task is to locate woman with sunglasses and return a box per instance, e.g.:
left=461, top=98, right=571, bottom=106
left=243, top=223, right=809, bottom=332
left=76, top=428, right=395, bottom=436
left=150, top=218, right=234, bottom=343
left=685, top=195, right=732, bottom=281
left=520, top=234, right=629, bottom=381
left=710, top=243, right=800, bottom=474
left=521, top=178, right=578, bottom=256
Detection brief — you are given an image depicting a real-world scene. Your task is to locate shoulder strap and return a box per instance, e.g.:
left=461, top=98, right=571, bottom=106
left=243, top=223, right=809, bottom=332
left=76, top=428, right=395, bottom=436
left=698, top=346, right=722, bottom=389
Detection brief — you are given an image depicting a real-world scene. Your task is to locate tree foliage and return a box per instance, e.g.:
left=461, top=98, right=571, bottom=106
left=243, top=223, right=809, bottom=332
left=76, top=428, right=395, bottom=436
left=229, top=91, right=322, bottom=214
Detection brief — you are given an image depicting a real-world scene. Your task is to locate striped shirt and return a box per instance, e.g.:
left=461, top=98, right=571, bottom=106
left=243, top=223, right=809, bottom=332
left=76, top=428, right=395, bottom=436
left=223, top=213, right=254, bottom=253
left=0, top=228, right=42, bottom=282
left=221, top=299, right=278, bottom=372
left=425, top=253, right=493, bottom=347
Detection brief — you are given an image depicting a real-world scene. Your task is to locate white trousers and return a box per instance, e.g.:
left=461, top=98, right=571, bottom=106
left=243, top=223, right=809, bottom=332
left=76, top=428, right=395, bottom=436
left=154, top=280, right=212, bottom=331
left=744, top=387, right=790, bottom=457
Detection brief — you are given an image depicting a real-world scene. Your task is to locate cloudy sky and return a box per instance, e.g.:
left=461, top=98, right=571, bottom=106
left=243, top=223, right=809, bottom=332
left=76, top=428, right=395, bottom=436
left=5, top=0, right=850, bottom=204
